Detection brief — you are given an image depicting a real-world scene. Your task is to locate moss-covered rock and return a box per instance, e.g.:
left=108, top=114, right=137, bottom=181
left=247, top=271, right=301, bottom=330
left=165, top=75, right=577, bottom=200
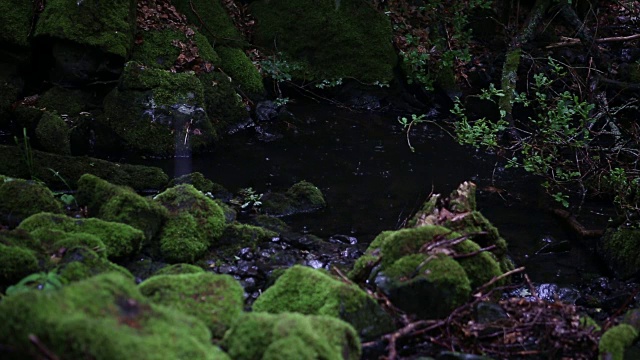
left=132, top=28, right=221, bottom=70
left=19, top=212, right=146, bottom=260
left=253, top=265, right=394, bottom=340
left=172, top=0, right=244, bottom=47
left=102, top=62, right=216, bottom=157
left=198, top=70, right=250, bottom=134
left=262, top=181, right=326, bottom=216
left=155, top=263, right=205, bottom=276
left=167, top=172, right=232, bottom=201
left=217, top=223, right=278, bottom=251
left=0, top=0, right=33, bottom=47
left=0, top=144, right=168, bottom=190
left=38, top=85, right=95, bottom=116
left=35, top=111, right=71, bottom=155
left=0, top=242, right=39, bottom=288
left=77, top=174, right=168, bottom=241
left=251, top=0, right=397, bottom=83
left=222, top=312, right=361, bottom=360
left=154, top=184, right=226, bottom=263
left=0, top=272, right=229, bottom=359
left=453, top=239, right=504, bottom=290
left=35, top=0, right=136, bottom=58
left=139, top=272, right=244, bottom=339
left=0, top=178, right=63, bottom=226
left=599, top=324, right=638, bottom=360
left=217, top=46, right=265, bottom=96
left=55, top=246, right=134, bottom=283
left=599, top=226, right=640, bottom=279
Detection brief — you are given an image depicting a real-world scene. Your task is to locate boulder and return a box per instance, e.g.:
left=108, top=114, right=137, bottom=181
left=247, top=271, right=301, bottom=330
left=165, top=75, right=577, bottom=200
left=261, top=181, right=326, bottom=216
left=0, top=179, right=63, bottom=227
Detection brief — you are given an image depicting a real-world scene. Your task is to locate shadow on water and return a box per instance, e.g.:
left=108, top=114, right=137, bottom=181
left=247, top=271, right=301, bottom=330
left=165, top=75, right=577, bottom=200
left=140, top=101, right=607, bottom=284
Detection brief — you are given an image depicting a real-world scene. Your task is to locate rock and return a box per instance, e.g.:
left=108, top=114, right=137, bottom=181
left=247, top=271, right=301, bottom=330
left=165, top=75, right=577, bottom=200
left=172, top=0, right=244, bottom=46
left=216, top=46, right=265, bottom=97
left=251, top=0, right=397, bottom=84
left=255, top=100, right=279, bottom=122
left=19, top=212, right=145, bottom=260
left=0, top=272, right=229, bottom=359
left=154, top=184, right=226, bottom=263
left=599, top=324, right=638, bottom=360
left=139, top=272, right=244, bottom=339
left=252, top=265, right=395, bottom=340
left=102, top=62, right=216, bottom=157
left=168, top=172, right=232, bottom=201
left=222, top=312, right=361, bottom=360
left=131, top=28, right=220, bottom=70
left=598, top=226, right=640, bottom=279
left=35, top=111, right=71, bottom=155
left=216, top=223, right=278, bottom=254
left=262, top=181, right=326, bottom=216
left=154, top=263, right=205, bottom=276
left=0, top=145, right=169, bottom=190
left=0, top=0, right=33, bottom=47
left=0, top=179, right=63, bottom=227
left=35, top=0, right=136, bottom=58
left=76, top=174, right=168, bottom=241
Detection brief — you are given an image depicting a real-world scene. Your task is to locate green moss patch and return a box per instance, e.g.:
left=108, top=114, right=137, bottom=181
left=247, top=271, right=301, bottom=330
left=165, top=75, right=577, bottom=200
left=217, top=46, right=265, bottom=96
left=139, top=272, right=244, bottom=339
left=0, top=178, right=63, bottom=226
left=599, top=324, right=638, bottom=360
left=172, top=0, right=244, bottom=46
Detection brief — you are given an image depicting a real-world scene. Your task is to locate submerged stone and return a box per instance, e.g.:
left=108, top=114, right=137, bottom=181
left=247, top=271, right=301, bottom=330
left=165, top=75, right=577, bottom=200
left=252, top=265, right=394, bottom=340
left=0, top=272, right=229, bottom=359
left=139, top=272, right=244, bottom=339
left=222, top=312, right=361, bottom=360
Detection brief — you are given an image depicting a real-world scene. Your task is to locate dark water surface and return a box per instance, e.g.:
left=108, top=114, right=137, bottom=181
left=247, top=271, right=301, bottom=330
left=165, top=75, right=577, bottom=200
left=140, top=101, right=606, bottom=284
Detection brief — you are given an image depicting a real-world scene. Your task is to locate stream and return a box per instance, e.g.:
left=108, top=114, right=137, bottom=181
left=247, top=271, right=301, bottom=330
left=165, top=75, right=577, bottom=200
left=139, top=100, right=607, bottom=286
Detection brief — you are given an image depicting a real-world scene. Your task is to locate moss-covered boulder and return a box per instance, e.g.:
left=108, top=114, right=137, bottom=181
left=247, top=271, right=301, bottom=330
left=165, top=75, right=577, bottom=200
left=102, top=62, right=216, bottom=157
left=0, top=0, right=33, bottom=47
left=172, top=0, right=244, bottom=47
left=35, top=0, right=136, bottom=58
left=262, top=181, right=326, bottom=216
left=139, top=272, right=244, bottom=339
left=168, top=172, right=232, bottom=200
left=253, top=265, right=394, bottom=340
left=0, top=178, right=63, bottom=226
left=55, top=246, right=134, bottom=283
left=599, top=324, right=639, bottom=360
left=0, top=272, right=230, bottom=359
left=132, top=28, right=220, bottom=70
left=216, top=223, right=278, bottom=253
left=222, top=312, right=361, bottom=360
left=251, top=0, right=397, bottom=83
left=198, top=70, right=251, bottom=134
left=35, top=111, right=71, bottom=155
left=155, top=263, right=205, bottom=276
left=217, top=46, right=265, bottom=96
left=19, top=212, right=146, bottom=260
left=0, top=144, right=169, bottom=190
left=77, top=174, right=168, bottom=241
left=154, top=184, right=226, bottom=263
left=598, top=226, right=640, bottom=279
left=0, top=242, right=39, bottom=288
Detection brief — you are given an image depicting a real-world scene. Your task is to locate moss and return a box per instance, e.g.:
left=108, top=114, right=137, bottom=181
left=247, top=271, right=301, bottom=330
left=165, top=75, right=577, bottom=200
left=219, top=223, right=278, bottom=248
left=262, top=181, right=326, bottom=216
left=0, top=179, right=63, bottom=226
left=155, top=263, right=204, bottom=276
left=222, top=312, right=361, bottom=360
left=253, top=265, right=394, bottom=340
left=35, top=0, right=136, bottom=58
left=154, top=184, right=226, bottom=263
left=132, top=29, right=221, bottom=70
left=600, top=227, right=640, bottom=279
left=579, top=315, right=601, bottom=332
left=139, top=272, right=244, bottom=339
left=51, top=232, right=108, bottom=257
left=0, top=144, right=168, bottom=190
left=0, top=0, right=33, bottom=47
left=251, top=0, right=397, bottom=83
left=35, top=111, right=71, bottom=155
left=19, top=212, right=145, bottom=260
left=172, top=0, right=244, bottom=47
left=378, top=254, right=472, bottom=319
left=0, top=243, right=39, bottom=287
left=217, top=46, right=265, bottom=96
left=103, top=62, right=216, bottom=156
left=168, top=172, right=216, bottom=193
left=378, top=225, right=456, bottom=267
left=0, top=272, right=227, bottom=359
left=56, top=247, right=134, bottom=283
left=77, top=174, right=168, bottom=241
left=38, top=86, right=94, bottom=116
left=287, top=181, right=326, bottom=207
left=453, top=239, right=503, bottom=290
left=198, top=70, right=250, bottom=133
left=599, top=324, right=638, bottom=360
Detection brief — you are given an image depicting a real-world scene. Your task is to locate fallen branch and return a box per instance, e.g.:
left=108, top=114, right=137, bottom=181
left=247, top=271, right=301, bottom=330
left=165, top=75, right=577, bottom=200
left=551, top=208, right=604, bottom=238
left=547, top=33, right=640, bottom=48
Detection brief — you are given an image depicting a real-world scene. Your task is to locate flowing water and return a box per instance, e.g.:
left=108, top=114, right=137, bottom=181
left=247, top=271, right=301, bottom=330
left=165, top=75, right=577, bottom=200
left=140, top=101, right=607, bottom=284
